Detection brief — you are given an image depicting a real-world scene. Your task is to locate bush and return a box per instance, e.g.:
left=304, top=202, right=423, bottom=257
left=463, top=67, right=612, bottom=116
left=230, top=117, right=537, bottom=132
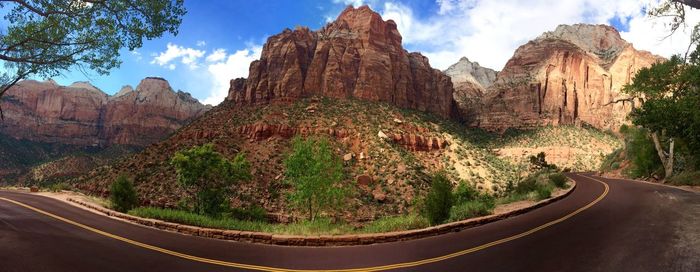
left=453, top=181, right=479, bottom=204
left=449, top=200, right=495, bottom=221
left=667, top=171, right=700, bottom=186
left=622, top=126, right=663, bottom=178
left=535, top=185, right=552, bottom=200
left=549, top=173, right=568, bottom=188
left=230, top=205, right=268, bottom=222
left=423, top=172, right=454, bottom=225
left=48, top=182, right=71, bottom=192
left=171, top=144, right=251, bottom=217
left=110, top=175, right=138, bottom=213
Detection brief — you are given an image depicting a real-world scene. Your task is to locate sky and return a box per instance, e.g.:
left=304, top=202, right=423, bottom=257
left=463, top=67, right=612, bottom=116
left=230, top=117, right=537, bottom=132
left=8, top=0, right=700, bottom=106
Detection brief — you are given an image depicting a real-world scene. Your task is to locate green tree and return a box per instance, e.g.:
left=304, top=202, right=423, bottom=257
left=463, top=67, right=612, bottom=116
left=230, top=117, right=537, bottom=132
left=0, top=0, right=186, bottom=118
left=284, top=136, right=347, bottom=221
left=171, top=144, right=251, bottom=217
left=422, top=172, right=454, bottom=225
left=110, top=175, right=138, bottom=213
left=624, top=52, right=700, bottom=178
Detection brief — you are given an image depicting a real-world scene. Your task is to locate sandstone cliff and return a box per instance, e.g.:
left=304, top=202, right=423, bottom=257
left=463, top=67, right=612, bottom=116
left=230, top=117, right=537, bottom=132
left=445, top=57, right=498, bottom=122
left=0, top=77, right=211, bottom=147
left=227, top=5, right=454, bottom=119
left=476, top=24, right=662, bottom=132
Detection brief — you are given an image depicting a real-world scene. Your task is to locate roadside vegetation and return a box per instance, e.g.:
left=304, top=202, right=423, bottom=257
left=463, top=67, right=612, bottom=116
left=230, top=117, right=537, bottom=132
left=115, top=147, right=570, bottom=234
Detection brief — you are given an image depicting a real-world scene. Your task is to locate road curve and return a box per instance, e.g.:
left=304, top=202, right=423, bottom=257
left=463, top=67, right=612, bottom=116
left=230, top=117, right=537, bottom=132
left=0, top=173, right=698, bottom=272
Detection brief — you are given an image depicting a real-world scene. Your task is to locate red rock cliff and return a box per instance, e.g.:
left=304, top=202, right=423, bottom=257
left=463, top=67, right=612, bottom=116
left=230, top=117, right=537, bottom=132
left=0, top=77, right=211, bottom=147
left=228, top=5, right=454, bottom=118
left=477, top=24, right=662, bottom=132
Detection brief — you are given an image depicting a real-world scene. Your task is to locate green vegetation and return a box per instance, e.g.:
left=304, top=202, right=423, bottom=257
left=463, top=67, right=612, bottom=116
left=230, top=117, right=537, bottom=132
left=360, top=214, right=429, bottom=233
left=667, top=171, right=700, bottom=186
left=285, top=136, right=348, bottom=221
left=422, top=173, right=454, bottom=225
left=620, top=125, right=663, bottom=178
left=47, top=182, right=71, bottom=192
left=171, top=144, right=251, bottom=217
left=623, top=48, right=700, bottom=178
left=0, top=0, right=185, bottom=105
left=110, top=175, right=138, bottom=213
left=230, top=205, right=268, bottom=222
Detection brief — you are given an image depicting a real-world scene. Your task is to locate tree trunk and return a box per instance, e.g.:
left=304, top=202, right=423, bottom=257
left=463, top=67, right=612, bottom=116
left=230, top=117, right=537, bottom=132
left=651, top=132, right=674, bottom=180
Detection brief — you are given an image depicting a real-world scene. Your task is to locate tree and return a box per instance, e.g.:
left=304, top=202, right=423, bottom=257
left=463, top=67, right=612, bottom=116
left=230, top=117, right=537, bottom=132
left=284, top=136, right=347, bottom=221
left=423, top=172, right=454, bottom=225
left=110, top=175, right=138, bottom=213
left=171, top=144, right=251, bottom=217
left=624, top=51, right=700, bottom=178
left=0, top=0, right=186, bottom=118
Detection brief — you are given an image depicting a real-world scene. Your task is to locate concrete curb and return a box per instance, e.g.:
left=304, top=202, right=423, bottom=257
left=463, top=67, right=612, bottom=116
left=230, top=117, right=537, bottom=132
left=67, top=180, right=576, bottom=247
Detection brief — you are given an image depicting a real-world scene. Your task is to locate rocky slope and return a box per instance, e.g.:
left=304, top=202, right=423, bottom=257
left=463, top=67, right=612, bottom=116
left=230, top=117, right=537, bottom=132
left=0, top=77, right=210, bottom=183
left=1, top=77, right=210, bottom=146
left=444, top=57, right=498, bottom=122
left=227, top=5, right=455, bottom=119
left=475, top=24, right=662, bottom=132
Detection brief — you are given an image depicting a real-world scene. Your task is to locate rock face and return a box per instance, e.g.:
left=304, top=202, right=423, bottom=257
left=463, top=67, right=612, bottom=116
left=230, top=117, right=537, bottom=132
left=476, top=24, right=662, bottom=132
left=445, top=57, right=498, bottom=122
left=0, top=77, right=211, bottom=147
left=227, top=5, right=454, bottom=118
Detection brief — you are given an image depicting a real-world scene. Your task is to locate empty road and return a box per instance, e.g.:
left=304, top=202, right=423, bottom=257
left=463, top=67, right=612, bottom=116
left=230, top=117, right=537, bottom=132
left=1, top=173, right=698, bottom=272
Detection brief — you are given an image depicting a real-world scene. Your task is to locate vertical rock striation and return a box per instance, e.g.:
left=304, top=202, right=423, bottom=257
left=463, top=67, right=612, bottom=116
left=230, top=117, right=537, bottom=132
left=476, top=24, right=662, bottom=132
left=227, top=5, right=455, bottom=119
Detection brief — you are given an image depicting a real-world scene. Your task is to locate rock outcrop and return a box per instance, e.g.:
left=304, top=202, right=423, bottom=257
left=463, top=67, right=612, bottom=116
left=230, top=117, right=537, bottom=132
left=227, top=5, right=454, bottom=118
left=0, top=77, right=211, bottom=147
left=445, top=57, right=498, bottom=122
left=476, top=24, right=662, bottom=132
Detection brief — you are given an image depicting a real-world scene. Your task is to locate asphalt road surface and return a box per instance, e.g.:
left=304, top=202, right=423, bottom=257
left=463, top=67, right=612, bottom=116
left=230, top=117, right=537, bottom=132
left=1, top=173, right=698, bottom=272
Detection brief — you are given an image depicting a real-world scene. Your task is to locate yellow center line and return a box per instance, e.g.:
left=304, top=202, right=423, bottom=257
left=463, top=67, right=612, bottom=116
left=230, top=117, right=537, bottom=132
left=0, top=174, right=609, bottom=272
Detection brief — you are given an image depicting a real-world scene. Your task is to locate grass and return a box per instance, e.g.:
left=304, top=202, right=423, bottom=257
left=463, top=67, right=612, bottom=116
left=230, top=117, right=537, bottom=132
left=359, top=214, right=429, bottom=233
left=448, top=200, right=495, bottom=222
left=668, top=171, right=700, bottom=186
left=130, top=207, right=357, bottom=235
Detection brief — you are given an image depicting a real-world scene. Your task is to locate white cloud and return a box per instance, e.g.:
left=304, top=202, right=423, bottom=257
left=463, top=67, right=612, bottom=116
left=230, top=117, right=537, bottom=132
left=202, top=46, right=262, bottom=105
left=333, top=0, right=367, bottom=7
left=372, top=0, right=700, bottom=71
left=150, top=43, right=205, bottom=70
left=196, top=40, right=207, bottom=47
left=130, top=50, right=142, bottom=61
left=205, top=48, right=227, bottom=63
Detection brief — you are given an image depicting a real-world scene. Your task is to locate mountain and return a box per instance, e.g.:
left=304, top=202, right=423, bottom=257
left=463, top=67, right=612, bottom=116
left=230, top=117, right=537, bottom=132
left=0, top=77, right=210, bottom=183
left=1, top=77, right=210, bottom=146
left=444, top=57, right=498, bottom=122
left=227, top=5, right=455, bottom=119
left=473, top=24, right=662, bottom=132
left=73, top=6, right=622, bottom=224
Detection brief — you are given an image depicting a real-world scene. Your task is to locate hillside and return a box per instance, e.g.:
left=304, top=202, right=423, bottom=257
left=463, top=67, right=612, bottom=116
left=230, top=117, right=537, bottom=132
left=75, top=97, right=619, bottom=223
left=0, top=77, right=210, bottom=184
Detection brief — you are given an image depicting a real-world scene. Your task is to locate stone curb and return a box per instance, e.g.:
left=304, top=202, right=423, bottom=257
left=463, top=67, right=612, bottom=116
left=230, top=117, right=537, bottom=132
left=67, top=180, right=576, bottom=247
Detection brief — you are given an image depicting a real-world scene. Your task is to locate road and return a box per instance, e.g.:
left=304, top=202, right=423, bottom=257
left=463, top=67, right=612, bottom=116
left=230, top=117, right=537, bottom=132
left=0, top=173, right=698, bottom=272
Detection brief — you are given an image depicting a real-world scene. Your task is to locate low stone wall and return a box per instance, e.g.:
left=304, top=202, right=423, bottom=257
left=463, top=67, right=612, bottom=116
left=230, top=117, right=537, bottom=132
left=67, top=181, right=576, bottom=246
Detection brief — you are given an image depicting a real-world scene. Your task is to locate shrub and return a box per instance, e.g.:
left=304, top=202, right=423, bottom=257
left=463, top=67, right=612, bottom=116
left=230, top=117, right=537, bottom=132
left=535, top=185, right=552, bottom=200
left=48, top=182, right=71, bottom=192
left=622, top=126, right=663, bottom=178
left=423, top=172, right=454, bottom=225
left=668, top=171, right=700, bottom=186
left=285, top=136, right=347, bottom=221
left=171, top=144, right=251, bottom=217
left=230, top=205, right=268, bottom=222
left=549, top=173, right=568, bottom=188
left=449, top=200, right=495, bottom=221
left=453, top=181, right=479, bottom=204
left=110, top=175, right=138, bottom=213
left=361, top=214, right=429, bottom=233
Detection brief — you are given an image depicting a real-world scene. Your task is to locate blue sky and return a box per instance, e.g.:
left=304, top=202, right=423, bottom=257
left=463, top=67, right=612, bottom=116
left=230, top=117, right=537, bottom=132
left=4, top=0, right=697, bottom=106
